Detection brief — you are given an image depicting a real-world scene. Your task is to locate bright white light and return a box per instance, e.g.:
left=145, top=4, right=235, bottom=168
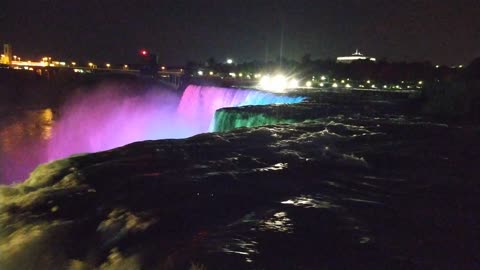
left=229, top=72, right=236, bottom=77
left=332, top=83, right=338, bottom=88
left=271, top=75, right=288, bottom=91
left=418, top=81, right=423, bottom=85
left=209, top=71, right=214, bottom=75
left=383, top=85, right=388, bottom=89
left=366, top=80, right=371, bottom=84
left=254, top=73, right=262, bottom=78
left=226, top=59, right=233, bottom=64
left=341, top=80, right=345, bottom=83
left=259, top=75, right=271, bottom=89
left=197, top=70, right=204, bottom=76
left=435, top=65, right=440, bottom=68
left=320, top=75, right=326, bottom=81
left=239, top=73, right=243, bottom=77
left=289, top=79, right=299, bottom=88
left=346, top=83, right=352, bottom=88
left=319, top=83, right=324, bottom=87
left=258, top=74, right=290, bottom=92
left=371, top=84, right=376, bottom=88
left=305, top=81, right=312, bottom=87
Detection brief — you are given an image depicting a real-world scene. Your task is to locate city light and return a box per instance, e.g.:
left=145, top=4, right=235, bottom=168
left=161, top=66, right=166, bottom=70
left=141, top=50, right=148, bottom=56
left=229, top=72, right=236, bottom=77
left=105, top=63, right=111, bottom=68
left=226, top=58, right=233, bottom=64
left=71, top=62, right=76, bottom=66
left=258, top=74, right=299, bottom=92
left=320, top=75, right=326, bottom=81
left=197, top=70, right=204, bottom=76
left=209, top=71, right=214, bottom=75
left=124, top=64, right=129, bottom=69
left=305, top=81, right=312, bottom=87
left=319, top=83, right=324, bottom=87
left=346, top=83, right=352, bottom=88
left=332, top=83, right=338, bottom=88
left=418, top=81, right=423, bottom=85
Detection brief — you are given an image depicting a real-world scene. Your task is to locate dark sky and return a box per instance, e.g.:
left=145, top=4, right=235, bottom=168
left=1, top=0, right=479, bottom=66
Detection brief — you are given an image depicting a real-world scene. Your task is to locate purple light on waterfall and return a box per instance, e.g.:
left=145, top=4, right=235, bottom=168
left=0, top=84, right=304, bottom=184
left=47, top=86, right=182, bottom=160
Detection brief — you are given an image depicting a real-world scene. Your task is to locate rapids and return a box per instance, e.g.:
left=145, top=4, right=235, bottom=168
left=0, top=84, right=479, bottom=269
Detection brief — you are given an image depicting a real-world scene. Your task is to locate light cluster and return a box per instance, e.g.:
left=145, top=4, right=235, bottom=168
left=258, top=74, right=299, bottom=92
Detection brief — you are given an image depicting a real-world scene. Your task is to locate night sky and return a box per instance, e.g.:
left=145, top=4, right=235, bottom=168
left=1, top=0, right=479, bottom=66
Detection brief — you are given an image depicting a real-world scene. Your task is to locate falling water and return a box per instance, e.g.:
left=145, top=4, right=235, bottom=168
left=0, top=84, right=304, bottom=183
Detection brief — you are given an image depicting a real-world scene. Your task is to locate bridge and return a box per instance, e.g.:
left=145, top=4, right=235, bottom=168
left=4, top=62, right=186, bottom=90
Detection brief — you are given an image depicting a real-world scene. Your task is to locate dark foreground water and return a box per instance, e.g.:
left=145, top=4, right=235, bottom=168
left=1, top=88, right=479, bottom=270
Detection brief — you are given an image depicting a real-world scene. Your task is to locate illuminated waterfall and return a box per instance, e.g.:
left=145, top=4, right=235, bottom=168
left=47, top=85, right=305, bottom=160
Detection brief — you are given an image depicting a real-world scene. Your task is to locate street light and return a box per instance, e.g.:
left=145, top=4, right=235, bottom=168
left=106, top=63, right=111, bottom=68
left=226, top=59, right=233, bottom=64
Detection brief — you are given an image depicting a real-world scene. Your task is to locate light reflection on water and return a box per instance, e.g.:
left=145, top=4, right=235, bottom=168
left=0, top=108, right=54, bottom=184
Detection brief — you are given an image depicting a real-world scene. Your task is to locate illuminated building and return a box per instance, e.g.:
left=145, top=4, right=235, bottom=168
left=336, top=49, right=376, bottom=63
left=1, top=44, right=12, bottom=64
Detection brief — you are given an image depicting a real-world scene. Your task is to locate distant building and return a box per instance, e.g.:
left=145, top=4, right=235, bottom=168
left=1, top=44, right=12, bottom=64
left=336, top=49, right=376, bottom=63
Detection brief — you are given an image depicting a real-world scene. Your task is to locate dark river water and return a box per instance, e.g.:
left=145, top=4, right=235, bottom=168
left=1, top=86, right=479, bottom=269
left=0, top=108, right=54, bottom=183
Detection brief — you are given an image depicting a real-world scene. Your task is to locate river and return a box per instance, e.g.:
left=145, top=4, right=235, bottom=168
left=0, top=84, right=479, bottom=269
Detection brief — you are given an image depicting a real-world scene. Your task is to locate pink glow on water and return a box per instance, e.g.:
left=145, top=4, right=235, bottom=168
left=1, top=84, right=303, bottom=183
left=47, top=85, right=182, bottom=160
left=47, top=84, right=304, bottom=160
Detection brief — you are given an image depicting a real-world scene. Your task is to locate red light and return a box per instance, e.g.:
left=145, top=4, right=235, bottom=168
left=141, top=50, right=147, bottom=56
